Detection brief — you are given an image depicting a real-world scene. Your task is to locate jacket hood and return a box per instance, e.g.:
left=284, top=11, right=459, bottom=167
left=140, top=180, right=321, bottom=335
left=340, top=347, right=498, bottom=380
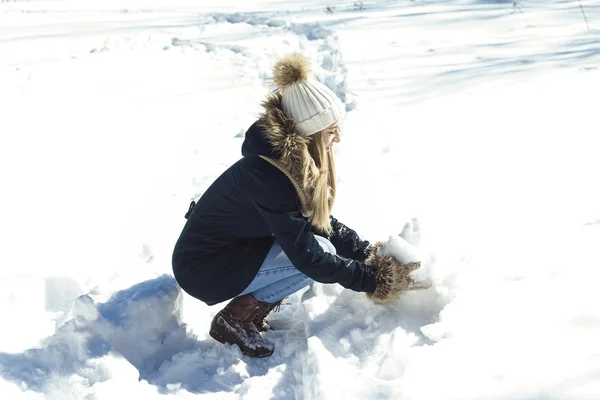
left=241, top=121, right=275, bottom=159
left=241, top=92, right=325, bottom=220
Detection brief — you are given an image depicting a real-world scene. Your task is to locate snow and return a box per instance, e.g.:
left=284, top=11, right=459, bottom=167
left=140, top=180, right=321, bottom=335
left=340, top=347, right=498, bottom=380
left=380, top=234, right=420, bottom=264
left=1, top=0, right=600, bottom=399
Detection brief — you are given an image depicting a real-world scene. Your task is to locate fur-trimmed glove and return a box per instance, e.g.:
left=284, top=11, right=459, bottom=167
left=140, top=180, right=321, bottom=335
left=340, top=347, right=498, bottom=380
left=365, top=241, right=431, bottom=304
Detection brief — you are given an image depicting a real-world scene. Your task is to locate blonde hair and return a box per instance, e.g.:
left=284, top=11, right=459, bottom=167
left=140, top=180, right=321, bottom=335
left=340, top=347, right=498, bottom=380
left=306, top=131, right=336, bottom=235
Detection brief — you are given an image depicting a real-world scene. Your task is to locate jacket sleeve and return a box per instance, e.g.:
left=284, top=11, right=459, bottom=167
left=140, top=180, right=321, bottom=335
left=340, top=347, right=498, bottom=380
left=321, top=216, right=372, bottom=262
left=248, top=162, right=376, bottom=293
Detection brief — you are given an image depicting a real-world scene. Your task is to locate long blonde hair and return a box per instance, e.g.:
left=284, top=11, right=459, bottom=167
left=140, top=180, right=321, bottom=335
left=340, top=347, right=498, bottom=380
left=306, top=131, right=336, bottom=235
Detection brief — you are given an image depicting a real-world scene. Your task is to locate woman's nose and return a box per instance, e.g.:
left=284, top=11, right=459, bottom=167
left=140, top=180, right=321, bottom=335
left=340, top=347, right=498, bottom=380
left=333, top=131, right=341, bottom=143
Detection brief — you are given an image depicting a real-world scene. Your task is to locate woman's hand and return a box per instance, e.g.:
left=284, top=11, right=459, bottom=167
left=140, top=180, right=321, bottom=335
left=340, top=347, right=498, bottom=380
left=365, top=240, right=431, bottom=304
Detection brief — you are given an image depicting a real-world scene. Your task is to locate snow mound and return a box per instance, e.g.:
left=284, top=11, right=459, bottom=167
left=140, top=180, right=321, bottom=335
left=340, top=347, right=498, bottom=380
left=379, top=235, right=420, bottom=264
left=0, top=275, right=200, bottom=398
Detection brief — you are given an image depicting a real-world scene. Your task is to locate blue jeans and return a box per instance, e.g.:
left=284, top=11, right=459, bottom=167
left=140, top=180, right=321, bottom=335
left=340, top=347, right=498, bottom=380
left=239, top=235, right=336, bottom=303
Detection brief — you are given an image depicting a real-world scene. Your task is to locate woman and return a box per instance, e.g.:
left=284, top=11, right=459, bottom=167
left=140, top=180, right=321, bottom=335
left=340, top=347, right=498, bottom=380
left=172, top=52, right=424, bottom=358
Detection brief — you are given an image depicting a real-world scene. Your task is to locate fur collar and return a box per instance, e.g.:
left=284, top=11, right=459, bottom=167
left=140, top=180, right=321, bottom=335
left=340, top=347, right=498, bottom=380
left=257, top=92, right=322, bottom=220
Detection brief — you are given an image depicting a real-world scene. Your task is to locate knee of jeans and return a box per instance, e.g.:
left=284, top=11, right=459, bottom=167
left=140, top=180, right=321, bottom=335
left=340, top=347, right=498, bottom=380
left=314, top=235, right=336, bottom=255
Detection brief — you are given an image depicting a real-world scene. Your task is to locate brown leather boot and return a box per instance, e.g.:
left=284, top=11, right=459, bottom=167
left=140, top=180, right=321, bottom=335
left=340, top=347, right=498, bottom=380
left=252, top=299, right=284, bottom=332
left=209, top=294, right=274, bottom=358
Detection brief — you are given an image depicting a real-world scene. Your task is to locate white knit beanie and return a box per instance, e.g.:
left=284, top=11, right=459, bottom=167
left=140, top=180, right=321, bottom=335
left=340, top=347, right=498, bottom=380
left=272, top=52, right=344, bottom=136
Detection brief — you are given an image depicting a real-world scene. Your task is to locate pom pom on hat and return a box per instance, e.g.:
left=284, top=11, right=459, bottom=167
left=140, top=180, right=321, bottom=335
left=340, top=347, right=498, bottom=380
left=271, top=52, right=344, bottom=136
left=272, top=52, right=312, bottom=89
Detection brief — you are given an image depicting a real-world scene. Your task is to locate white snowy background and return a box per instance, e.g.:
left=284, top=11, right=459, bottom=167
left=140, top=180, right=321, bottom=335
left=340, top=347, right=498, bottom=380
left=1, top=0, right=600, bottom=399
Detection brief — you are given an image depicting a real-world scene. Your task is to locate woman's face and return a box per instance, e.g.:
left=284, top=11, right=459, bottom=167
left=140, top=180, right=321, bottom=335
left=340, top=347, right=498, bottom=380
left=322, top=121, right=341, bottom=152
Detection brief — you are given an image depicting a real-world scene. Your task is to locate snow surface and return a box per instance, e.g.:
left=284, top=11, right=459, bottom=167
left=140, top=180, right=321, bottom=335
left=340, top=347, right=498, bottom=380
left=1, top=0, right=600, bottom=399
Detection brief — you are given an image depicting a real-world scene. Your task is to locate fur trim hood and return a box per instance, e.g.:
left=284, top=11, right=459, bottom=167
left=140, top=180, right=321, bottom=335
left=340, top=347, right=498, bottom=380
left=252, top=91, right=331, bottom=222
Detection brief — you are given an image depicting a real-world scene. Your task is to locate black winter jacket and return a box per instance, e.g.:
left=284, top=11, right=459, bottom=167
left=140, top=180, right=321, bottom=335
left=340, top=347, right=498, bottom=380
left=172, top=93, right=376, bottom=305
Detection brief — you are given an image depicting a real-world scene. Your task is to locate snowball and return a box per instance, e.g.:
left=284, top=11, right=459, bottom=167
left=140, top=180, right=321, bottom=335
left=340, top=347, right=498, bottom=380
left=378, top=235, right=421, bottom=264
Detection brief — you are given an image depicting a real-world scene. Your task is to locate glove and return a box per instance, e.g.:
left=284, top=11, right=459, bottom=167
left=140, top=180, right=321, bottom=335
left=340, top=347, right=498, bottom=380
left=365, top=240, right=431, bottom=305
